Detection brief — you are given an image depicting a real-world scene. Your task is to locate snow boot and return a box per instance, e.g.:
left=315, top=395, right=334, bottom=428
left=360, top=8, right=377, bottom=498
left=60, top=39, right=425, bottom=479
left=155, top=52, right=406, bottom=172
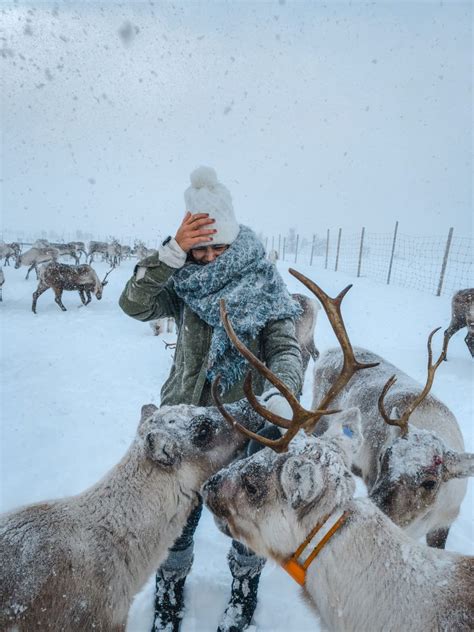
left=152, top=574, right=186, bottom=632
left=217, top=541, right=265, bottom=632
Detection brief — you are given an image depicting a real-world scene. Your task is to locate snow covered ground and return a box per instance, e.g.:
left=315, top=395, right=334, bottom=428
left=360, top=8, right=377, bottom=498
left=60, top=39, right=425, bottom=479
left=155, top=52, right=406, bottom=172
left=1, top=257, right=472, bottom=632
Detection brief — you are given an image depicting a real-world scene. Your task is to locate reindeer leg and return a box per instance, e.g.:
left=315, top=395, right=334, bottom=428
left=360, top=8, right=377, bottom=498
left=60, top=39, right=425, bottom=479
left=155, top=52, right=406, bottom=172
left=465, top=330, right=474, bottom=358
left=79, top=290, right=87, bottom=306
left=53, top=288, right=67, bottom=311
left=25, top=263, right=35, bottom=280
left=443, top=319, right=464, bottom=360
left=426, top=527, right=449, bottom=549
left=32, top=284, right=49, bottom=314
left=85, top=290, right=92, bottom=305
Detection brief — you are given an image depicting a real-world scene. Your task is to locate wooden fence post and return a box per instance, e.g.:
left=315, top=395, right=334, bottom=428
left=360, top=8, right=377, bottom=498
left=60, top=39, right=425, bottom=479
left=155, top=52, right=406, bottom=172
left=387, top=221, right=399, bottom=285
left=310, top=234, right=316, bottom=266
left=334, top=228, right=342, bottom=272
left=437, top=227, right=454, bottom=296
left=325, top=229, right=330, bottom=269
left=357, top=227, right=365, bottom=277
left=294, top=234, right=299, bottom=263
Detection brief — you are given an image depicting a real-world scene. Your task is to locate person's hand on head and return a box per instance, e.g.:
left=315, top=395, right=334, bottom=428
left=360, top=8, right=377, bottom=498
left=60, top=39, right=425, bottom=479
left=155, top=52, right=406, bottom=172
left=175, top=211, right=216, bottom=252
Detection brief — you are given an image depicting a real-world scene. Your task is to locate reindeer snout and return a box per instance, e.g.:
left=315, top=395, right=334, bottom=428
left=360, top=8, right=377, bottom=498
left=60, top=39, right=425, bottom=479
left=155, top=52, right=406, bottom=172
left=202, top=472, right=231, bottom=518
left=145, top=432, right=180, bottom=467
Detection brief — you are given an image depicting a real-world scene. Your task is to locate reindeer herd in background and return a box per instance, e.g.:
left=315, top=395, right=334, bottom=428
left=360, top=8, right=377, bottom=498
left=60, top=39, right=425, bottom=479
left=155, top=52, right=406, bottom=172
left=0, top=239, right=473, bottom=629
left=0, top=237, right=156, bottom=311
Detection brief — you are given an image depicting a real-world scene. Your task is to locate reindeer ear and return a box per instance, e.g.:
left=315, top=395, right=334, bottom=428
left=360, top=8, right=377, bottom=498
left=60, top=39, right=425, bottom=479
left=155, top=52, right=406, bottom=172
left=140, top=403, right=158, bottom=422
left=281, top=456, right=321, bottom=509
left=442, top=451, right=474, bottom=481
left=324, top=407, right=363, bottom=461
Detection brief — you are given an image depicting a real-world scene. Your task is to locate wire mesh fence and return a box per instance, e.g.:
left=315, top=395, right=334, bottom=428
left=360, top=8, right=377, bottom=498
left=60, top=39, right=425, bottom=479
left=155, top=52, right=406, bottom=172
left=2, top=225, right=472, bottom=296
left=263, top=224, right=473, bottom=297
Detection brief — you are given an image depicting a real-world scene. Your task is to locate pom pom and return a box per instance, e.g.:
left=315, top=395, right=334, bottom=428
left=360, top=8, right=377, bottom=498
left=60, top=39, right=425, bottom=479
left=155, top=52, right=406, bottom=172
left=190, top=166, right=218, bottom=189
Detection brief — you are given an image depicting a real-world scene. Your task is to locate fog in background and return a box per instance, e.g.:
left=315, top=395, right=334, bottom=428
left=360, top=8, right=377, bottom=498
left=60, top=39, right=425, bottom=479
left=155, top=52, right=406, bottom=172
left=1, top=0, right=472, bottom=244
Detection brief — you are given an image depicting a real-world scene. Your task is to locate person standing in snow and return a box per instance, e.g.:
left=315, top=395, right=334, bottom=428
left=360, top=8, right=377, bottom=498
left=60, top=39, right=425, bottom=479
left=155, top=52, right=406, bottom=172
left=119, top=166, right=303, bottom=632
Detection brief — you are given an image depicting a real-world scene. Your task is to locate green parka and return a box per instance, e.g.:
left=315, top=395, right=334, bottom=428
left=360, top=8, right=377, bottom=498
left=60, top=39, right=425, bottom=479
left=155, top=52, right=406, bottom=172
left=119, top=253, right=303, bottom=407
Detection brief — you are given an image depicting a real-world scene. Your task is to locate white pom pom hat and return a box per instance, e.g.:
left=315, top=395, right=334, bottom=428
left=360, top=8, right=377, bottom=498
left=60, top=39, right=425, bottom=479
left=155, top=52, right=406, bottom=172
left=184, top=166, right=240, bottom=247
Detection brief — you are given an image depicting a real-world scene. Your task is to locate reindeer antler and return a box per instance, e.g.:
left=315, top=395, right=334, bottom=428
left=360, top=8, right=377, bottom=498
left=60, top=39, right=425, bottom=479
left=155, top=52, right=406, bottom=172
left=101, top=266, right=115, bottom=284
left=288, top=269, right=379, bottom=433
left=378, top=327, right=446, bottom=437
left=212, top=272, right=378, bottom=452
left=212, top=301, right=339, bottom=453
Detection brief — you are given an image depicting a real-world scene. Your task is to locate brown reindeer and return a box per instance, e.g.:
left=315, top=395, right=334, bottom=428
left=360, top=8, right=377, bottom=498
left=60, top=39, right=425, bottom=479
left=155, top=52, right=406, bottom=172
left=443, top=288, right=474, bottom=359
left=32, top=262, right=113, bottom=313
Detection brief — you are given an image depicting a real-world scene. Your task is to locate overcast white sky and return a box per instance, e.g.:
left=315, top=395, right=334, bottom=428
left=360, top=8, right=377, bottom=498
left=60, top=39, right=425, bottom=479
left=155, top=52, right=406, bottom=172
left=1, top=0, right=472, bottom=243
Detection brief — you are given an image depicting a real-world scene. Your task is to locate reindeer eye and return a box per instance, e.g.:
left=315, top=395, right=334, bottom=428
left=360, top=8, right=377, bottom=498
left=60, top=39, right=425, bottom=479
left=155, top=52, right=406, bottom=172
left=192, top=419, right=213, bottom=447
left=421, top=480, right=436, bottom=491
left=244, top=480, right=258, bottom=497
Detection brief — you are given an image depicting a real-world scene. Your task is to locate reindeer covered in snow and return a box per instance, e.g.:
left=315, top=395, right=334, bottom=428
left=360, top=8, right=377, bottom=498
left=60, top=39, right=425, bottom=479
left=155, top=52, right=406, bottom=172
left=444, top=288, right=474, bottom=359
left=32, top=262, right=113, bottom=313
left=0, top=241, right=21, bottom=266
left=204, top=274, right=474, bottom=632
left=312, top=330, right=473, bottom=548
left=15, top=246, right=59, bottom=279
left=0, top=401, right=265, bottom=631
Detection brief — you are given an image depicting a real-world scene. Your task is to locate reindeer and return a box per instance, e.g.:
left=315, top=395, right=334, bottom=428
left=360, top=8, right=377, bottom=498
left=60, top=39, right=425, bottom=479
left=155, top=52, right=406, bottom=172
left=203, top=273, right=473, bottom=632
left=0, top=242, right=15, bottom=265
left=443, top=288, right=474, bottom=359
left=0, top=401, right=265, bottom=631
left=106, top=240, right=122, bottom=267
left=134, top=242, right=157, bottom=260
left=32, top=262, right=113, bottom=313
left=15, top=246, right=59, bottom=279
left=267, top=248, right=279, bottom=264
left=48, top=242, right=81, bottom=264
left=88, top=240, right=109, bottom=263
left=69, top=241, right=88, bottom=261
left=0, top=241, right=21, bottom=266
left=292, top=292, right=320, bottom=376
left=120, top=244, right=132, bottom=259
left=150, top=316, right=176, bottom=336
left=312, top=332, right=473, bottom=548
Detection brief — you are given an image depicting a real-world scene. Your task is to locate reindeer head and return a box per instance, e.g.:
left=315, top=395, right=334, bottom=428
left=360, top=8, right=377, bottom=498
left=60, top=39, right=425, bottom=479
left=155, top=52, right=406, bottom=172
left=369, top=426, right=474, bottom=530
left=95, top=267, right=114, bottom=299
left=370, top=329, right=474, bottom=531
left=203, top=408, right=363, bottom=561
left=136, top=400, right=265, bottom=487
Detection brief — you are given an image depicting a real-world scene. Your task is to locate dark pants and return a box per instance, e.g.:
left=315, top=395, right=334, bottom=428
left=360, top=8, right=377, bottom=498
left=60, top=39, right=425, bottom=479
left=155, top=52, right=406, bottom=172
left=156, top=496, right=265, bottom=582
left=155, top=426, right=283, bottom=583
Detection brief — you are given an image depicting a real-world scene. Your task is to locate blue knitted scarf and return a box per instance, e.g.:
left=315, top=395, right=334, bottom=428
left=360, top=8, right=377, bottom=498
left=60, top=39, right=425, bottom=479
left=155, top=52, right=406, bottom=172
left=172, top=225, right=301, bottom=391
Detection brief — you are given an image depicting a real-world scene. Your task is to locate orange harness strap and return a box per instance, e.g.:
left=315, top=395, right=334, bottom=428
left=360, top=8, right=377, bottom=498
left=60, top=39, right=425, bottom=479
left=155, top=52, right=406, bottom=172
left=281, top=510, right=350, bottom=586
